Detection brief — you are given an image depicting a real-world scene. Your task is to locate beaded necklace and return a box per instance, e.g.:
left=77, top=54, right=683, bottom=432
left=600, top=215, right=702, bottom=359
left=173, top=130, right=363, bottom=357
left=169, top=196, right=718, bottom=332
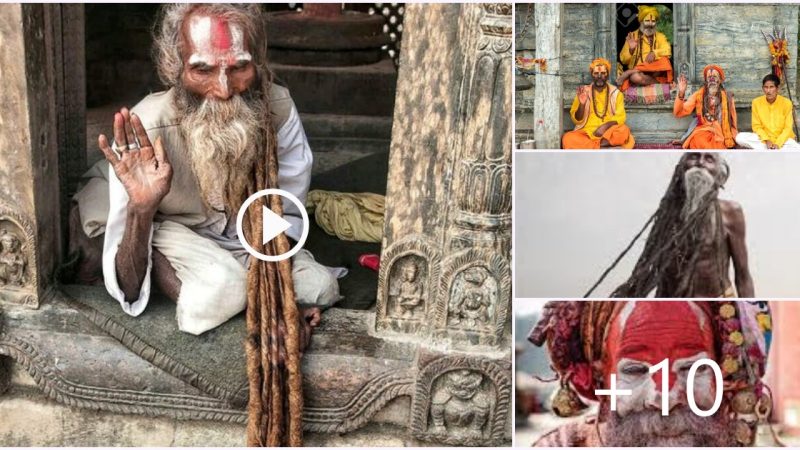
left=592, top=85, right=609, bottom=119
left=634, top=30, right=656, bottom=64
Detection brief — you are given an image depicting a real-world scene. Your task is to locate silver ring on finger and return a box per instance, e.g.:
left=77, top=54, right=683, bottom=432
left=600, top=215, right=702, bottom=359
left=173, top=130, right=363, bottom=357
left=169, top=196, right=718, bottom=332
left=127, top=143, right=140, bottom=150
left=111, top=142, right=124, bottom=157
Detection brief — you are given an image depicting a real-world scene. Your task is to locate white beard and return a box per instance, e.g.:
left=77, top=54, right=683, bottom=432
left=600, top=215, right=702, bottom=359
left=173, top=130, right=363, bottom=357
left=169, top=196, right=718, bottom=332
left=178, top=94, right=263, bottom=212
left=682, top=167, right=716, bottom=220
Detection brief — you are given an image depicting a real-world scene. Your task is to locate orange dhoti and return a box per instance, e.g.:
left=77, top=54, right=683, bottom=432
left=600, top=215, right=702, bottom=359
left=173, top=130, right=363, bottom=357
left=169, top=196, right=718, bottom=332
left=562, top=124, right=635, bottom=149
left=682, top=122, right=729, bottom=149
left=620, top=57, right=674, bottom=91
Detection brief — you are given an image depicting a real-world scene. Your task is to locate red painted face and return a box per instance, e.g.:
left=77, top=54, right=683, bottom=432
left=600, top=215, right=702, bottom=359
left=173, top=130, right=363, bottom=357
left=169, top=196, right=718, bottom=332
left=603, top=302, right=716, bottom=416
left=180, top=13, right=256, bottom=100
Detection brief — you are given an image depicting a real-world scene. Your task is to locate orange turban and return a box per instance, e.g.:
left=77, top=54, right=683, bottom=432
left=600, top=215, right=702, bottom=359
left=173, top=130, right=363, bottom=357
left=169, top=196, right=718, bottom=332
left=703, top=64, right=726, bottom=82
left=589, top=58, right=611, bottom=73
left=637, top=5, right=659, bottom=22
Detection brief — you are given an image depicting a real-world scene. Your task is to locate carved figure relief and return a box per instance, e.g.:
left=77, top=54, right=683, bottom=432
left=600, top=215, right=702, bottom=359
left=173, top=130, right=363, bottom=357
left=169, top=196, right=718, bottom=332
left=429, top=369, right=491, bottom=440
left=411, top=355, right=511, bottom=446
left=0, top=229, right=27, bottom=286
left=0, top=205, right=38, bottom=308
left=376, top=236, right=441, bottom=334
left=387, top=256, right=426, bottom=320
left=447, top=266, right=496, bottom=331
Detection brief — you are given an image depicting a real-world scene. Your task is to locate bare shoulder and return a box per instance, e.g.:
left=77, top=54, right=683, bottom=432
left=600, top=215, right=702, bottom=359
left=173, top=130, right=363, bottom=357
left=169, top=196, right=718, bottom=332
left=719, top=199, right=746, bottom=234
left=719, top=199, right=744, bottom=217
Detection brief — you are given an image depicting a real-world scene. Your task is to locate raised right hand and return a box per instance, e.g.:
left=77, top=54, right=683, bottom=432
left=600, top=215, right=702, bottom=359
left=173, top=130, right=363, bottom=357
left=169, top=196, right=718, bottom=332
left=626, top=32, right=638, bottom=50
left=98, top=108, right=173, bottom=213
left=577, top=85, right=590, bottom=104
left=677, top=73, right=688, bottom=96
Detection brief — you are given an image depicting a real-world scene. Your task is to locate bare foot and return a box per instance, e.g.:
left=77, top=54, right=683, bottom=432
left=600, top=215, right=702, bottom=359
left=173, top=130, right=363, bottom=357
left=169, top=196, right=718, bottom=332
left=299, top=307, right=321, bottom=354
left=615, top=70, right=631, bottom=86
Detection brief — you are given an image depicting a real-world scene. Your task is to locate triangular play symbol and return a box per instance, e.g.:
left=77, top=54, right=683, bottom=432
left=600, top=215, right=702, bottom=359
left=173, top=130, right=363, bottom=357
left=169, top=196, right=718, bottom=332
left=262, top=206, right=292, bottom=244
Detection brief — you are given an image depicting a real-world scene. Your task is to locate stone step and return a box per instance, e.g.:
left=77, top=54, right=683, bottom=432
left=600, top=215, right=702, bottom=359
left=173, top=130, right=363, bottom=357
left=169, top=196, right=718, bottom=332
left=301, top=113, right=392, bottom=153
left=273, top=58, right=398, bottom=117
left=0, top=290, right=414, bottom=434
left=519, top=101, right=796, bottom=145
left=0, top=382, right=415, bottom=446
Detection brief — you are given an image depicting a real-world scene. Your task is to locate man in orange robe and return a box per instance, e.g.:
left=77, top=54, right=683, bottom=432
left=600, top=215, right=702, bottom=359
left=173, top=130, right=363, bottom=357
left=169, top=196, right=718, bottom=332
left=674, top=65, right=738, bottom=149
left=562, top=58, right=635, bottom=149
left=616, top=5, right=673, bottom=91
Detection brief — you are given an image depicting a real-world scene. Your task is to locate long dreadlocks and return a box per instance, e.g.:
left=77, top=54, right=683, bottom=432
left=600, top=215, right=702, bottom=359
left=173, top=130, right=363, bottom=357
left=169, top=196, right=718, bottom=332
left=584, top=154, right=730, bottom=298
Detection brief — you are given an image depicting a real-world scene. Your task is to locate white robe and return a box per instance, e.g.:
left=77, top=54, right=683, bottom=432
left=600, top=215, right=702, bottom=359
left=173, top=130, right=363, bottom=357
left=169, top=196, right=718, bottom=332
left=75, top=86, right=341, bottom=335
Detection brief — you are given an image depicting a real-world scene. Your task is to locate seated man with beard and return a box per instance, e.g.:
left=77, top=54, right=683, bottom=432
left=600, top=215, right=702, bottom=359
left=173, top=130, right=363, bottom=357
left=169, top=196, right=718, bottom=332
left=528, top=301, right=773, bottom=447
left=562, top=58, right=635, bottom=149
left=589, top=153, right=754, bottom=299
left=674, top=65, right=738, bottom=149
left=616, top=5, right=673, bottom=91
left=72, top=4, right=338, bottom=338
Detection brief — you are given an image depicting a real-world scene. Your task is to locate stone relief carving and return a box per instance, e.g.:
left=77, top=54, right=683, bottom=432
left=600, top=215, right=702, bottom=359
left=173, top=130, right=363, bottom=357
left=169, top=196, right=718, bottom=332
left=388, top=256, right=426, bottom=320
left=376, top=236, right=441, bottom=334
left=411, top=355, right=511, bottom=446
left=0, top=204, right=39, bottom=308
left=0, top=229, right=27, bottom=286
left=447, top=266, right=495, bottom=330
left=429, top=369, right=491, bottom=440
left=436, top=249, right=510, bottom=346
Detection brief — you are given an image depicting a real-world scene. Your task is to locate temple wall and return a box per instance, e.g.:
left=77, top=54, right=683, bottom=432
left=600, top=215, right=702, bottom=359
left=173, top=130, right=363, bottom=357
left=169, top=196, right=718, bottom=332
left=560, top=4, right=597, bottom=90
left=694, top=4, right=798, bottom=97
left=554, top=3, right=800, bottom=98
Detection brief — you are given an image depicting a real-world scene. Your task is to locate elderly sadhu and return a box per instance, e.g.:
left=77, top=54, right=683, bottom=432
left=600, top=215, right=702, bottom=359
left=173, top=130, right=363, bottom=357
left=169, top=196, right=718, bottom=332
left=674, top=65, right=738, bottom=149
left=71, top=4, right=340, bottom=337
left=616, top=5, right=674, bottom=91
left=587, top=153, right=753, bottom=299
left=529, top=300, right=774, bottom=447
left=562, top=58, right=636, bottom=149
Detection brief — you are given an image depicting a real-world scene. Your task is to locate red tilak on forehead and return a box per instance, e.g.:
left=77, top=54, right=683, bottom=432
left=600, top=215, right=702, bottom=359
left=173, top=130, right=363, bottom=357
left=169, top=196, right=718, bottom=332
left=210, top=17, right=232, bottom=52
left=604, top=302, right=715, bottom=388
left=620, top=302, right=711, bottom=362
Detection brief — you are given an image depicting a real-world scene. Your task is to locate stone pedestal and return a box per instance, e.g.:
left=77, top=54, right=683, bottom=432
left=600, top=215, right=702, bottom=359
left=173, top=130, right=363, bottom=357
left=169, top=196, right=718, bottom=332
left=0, top=4, right=64, bottom=308
left=376, top=4, right=512, bottom=446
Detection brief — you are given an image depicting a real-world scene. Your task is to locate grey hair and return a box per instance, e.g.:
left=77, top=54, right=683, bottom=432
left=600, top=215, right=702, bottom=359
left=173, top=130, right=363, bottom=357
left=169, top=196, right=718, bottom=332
left=152, top=4, right=272, bottom=90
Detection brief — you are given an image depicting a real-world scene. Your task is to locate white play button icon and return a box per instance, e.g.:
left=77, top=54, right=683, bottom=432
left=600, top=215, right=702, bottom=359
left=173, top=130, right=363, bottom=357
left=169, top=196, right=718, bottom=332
left=261, top=206, right=292, bottom=244
left=236, top=188, right=310, bottom=262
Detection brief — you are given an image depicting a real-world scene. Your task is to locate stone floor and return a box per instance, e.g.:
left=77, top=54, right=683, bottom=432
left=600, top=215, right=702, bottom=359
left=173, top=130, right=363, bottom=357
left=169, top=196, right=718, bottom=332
left=0, top=370, right=418, bottom=447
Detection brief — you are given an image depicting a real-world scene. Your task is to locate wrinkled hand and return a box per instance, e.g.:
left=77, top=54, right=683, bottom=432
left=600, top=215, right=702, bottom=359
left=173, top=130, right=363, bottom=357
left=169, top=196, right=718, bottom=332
left=577, top=85, right=590, bottom=104
left=677, top=73, right=688, bottom=96
left=766, top=140, right=778, bottom=149
left=626, top=32, right=637, bottom=50
left=98, top=108, right=173, bottom=213
left=645, top=51, right=656, bottom=63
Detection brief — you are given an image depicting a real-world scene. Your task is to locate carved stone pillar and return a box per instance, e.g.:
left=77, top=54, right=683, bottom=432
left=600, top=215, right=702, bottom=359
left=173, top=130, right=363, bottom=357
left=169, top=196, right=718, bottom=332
left=673, top=4, right=696, bottom=83
left=533, top=3, right=563, bottom=149
left=595, top=4, right=615, bottom=66
left=0, top=4, right=62, bottom=308
left=438, top=3, right=511, bottom=349
left=376, top=4, right=511, bottom=446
